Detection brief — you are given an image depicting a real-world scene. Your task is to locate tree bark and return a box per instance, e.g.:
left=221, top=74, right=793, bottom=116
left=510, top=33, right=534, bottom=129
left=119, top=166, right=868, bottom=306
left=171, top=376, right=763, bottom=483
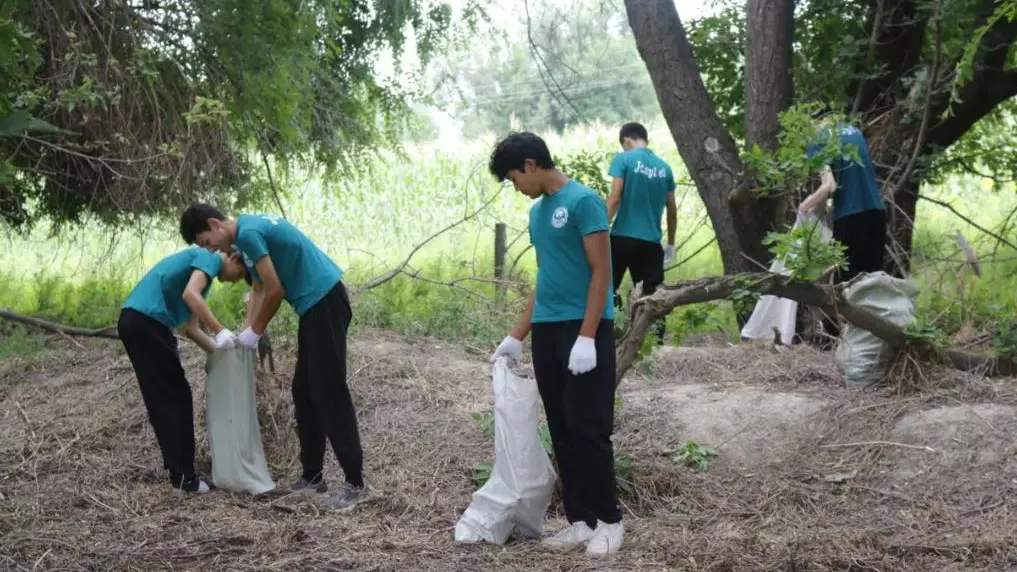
left=623, top=0, right=752, bottom=274
left=736, top=0, right=796, bottom=269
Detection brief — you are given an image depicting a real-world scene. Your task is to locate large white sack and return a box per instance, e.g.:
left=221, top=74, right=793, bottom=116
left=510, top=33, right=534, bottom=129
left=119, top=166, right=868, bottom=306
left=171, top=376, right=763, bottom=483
left=835, top=272, right=919, bottom=390
left=454, top=358, right=556, bottom=545
left=204, top=347, right=276, bottom=495
left=742, top=211, right=833, bottom=345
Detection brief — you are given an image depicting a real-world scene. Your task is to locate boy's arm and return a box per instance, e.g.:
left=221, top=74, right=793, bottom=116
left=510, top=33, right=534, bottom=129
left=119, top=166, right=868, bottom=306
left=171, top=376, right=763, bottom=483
left=180, top=316, right=215, bottom=354
left=665, top=191, right=677, bottom=245
left=245, top=283, right=264, bottom=328
left=181, top=270, right=226, bottom=334
left=580, top=231, right=611, bottom=339
left=800, top=166, right=836, bottom=213
left=248, top=256, right=284, bottom=335
left=607, top=178, right=624, bottom=222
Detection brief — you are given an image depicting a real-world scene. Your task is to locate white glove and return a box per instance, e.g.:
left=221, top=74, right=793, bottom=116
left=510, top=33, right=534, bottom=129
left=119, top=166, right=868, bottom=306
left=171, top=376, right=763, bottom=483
left=568, top=336, right=597, bottom=375
left=663, top=244, right=676, bottom=265
left=491, top=336, right=523, bottom=363
left=214, top=328, right=235, bottom=349
left=236, top=327, right=261, bottom=349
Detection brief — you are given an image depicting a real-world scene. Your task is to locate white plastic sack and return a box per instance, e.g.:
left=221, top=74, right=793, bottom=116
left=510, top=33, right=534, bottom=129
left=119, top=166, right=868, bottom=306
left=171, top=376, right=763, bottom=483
left=454, top=358, right=556, bottom=545
left=835, top=272, right=920, bottom=390
left=204, top=347, right=276, bottom=495
left=741, top=211, right=833, bottom=345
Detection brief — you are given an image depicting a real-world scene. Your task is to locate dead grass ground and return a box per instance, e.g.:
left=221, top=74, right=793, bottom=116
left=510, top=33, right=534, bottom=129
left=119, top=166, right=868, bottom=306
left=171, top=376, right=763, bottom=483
left=2, top=331, right=1017, bottom=571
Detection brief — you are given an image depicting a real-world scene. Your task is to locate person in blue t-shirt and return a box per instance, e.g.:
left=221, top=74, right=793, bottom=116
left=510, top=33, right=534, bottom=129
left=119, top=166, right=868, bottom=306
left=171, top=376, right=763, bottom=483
left=117, top=247, right=247, bottom=494
left=606, top=122, right=677, bottom=342
left=179, top=204, right=367, bottom=512
left=488, top=132, right=624, bottom=557
left=799, top=120, right=886, bottom=281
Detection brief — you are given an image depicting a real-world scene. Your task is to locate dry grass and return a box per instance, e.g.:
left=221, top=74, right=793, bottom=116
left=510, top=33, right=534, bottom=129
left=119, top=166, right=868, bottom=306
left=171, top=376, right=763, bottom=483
left=2, top=331, right=1017, bottom=571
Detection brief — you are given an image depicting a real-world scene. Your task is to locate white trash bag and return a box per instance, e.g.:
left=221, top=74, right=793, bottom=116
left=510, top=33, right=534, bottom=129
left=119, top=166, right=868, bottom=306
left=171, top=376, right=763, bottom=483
left=204, top=347, right=276, bottom=495
left=835, top=272, right=920, bottom=390
left=454, top=358, right=556, bottom=545
left=742, top=211, right=833, bottom=345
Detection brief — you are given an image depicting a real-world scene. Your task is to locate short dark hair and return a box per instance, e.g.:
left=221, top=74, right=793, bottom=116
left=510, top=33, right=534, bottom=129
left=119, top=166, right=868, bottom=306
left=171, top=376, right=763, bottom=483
left=179, top=203, right=225, bottom=244
left=619, top=122, right=648, bottom=145
left=488, top=132, right=555, bottom=182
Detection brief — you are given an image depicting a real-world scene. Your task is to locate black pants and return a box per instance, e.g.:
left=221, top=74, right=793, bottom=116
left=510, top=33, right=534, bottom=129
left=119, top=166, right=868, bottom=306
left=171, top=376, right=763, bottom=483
left=611, top=235, right=666, bottom=340
left=833, top=209, right=886, bottom=282
left=293, top=282, right=364, bottom=487
left=531, top=319, right=622, bottom=527
left=117, top=308, right=196, bottom=483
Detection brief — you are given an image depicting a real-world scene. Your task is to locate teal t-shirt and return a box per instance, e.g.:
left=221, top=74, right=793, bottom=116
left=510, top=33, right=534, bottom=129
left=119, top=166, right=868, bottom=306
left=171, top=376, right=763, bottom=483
left=122, top=247, right=223, bottom=328
left=607, top=147, right=675, bottom=243
left=234, top=214, right=344, bottom=316
left=529, top=180, right=615, bottom=324
left=806, top=123, right=884, bottom=220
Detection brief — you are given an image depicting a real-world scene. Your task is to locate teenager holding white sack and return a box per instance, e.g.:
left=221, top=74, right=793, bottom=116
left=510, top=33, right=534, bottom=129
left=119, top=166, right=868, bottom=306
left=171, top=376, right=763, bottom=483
left=488, top=131, right=624, bottom=556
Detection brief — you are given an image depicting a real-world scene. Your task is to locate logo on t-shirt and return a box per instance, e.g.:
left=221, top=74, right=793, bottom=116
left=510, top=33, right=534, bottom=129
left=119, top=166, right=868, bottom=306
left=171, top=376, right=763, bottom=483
left=551, top=207, right=569, bottom=229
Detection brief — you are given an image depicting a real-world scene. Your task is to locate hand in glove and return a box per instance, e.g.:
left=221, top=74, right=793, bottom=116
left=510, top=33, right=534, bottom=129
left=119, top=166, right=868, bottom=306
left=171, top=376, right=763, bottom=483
left=491, top=336, right=523, bottom=364
left=568, top=336, right=597, bottom=375
left=663, top=244, right=676, bottom=265
left=214, top=328, right=235, bottom=350
left=236, top=327, right=261, bottom=349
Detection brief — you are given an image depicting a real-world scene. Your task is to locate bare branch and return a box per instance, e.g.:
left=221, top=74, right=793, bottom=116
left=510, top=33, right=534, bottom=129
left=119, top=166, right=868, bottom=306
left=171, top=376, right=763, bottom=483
left=353, top=186, right=502, bottom=293
left=0, top=309, right=118, bottom=339
left=919, top=194, right=1017, bottom=252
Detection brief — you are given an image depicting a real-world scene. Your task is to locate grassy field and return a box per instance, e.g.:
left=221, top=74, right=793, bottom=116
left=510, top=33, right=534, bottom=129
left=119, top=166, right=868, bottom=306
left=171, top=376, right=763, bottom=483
left=1, top=121, right=1015, bottom=351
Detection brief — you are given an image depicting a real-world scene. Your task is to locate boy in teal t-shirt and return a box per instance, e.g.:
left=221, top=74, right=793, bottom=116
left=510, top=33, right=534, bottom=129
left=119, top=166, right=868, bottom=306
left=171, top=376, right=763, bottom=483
left=117, top=248, right=247, bottom=494
left=606, top=122, right=677, bottom=342
left=179, top=204, right=366, bottom=512
left=488, top=131, right=624, bottom=557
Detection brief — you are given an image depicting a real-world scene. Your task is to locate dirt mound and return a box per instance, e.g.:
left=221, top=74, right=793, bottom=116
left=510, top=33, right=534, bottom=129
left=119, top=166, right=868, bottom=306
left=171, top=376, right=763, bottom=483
left=2, top=332, right=1017, bottom=570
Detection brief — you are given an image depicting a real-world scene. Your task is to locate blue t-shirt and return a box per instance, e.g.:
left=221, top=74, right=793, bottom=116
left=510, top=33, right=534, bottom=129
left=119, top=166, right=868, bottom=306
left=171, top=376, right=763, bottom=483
left=122, top=247, right=222, bottom=328
left=607, top=147, right=675, bottom=243
left=529, top=180, right=615, bottom=324
left=806, top=124, right=885, bottom=220
left=234, top=214, right=344, bottom=316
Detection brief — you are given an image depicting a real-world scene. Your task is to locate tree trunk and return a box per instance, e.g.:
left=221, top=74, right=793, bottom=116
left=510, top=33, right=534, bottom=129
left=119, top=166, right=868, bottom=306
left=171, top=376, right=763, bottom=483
left=624, top=0, right=752, bottom=275
left=736, top=0, right=796, bottom=268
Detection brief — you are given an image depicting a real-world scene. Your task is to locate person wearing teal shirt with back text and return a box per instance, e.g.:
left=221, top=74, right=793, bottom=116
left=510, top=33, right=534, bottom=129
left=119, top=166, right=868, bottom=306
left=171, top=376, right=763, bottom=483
left=489, top=131, right=624, bottom=556
left=799, top=118, right=886, bottom=282
left=117, top=247, right=248, bottom=494
left=606, top=122, right=677, bottom=342
left=179, top=204, right=368, bottom=512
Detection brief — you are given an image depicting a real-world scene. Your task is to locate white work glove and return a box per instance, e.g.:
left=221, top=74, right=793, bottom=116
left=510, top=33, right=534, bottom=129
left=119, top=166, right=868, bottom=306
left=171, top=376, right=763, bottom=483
left=663, top=244, right=676, bottom=265
left=491, top=336, right=523, bottom=364
left=214, top=328, right=235, bottom=350
left=236, top=327, right=261, bottom=349
left=568, top=336, right=597, bottom=375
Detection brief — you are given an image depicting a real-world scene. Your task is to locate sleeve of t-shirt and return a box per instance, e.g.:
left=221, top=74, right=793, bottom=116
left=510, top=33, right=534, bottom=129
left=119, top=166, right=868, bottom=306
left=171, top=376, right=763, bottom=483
left=607, top=153, right=627, bottom=179
left=666, top=167, right=676, bottom=194
left=235, top=228, right=270, bottom=265
left=190, top=249, right=223, bottom=281
left=576, top=193, right=610, bottom=236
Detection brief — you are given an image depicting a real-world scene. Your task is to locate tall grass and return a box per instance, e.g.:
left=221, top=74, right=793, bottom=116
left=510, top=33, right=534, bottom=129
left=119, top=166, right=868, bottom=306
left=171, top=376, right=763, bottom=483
left=0, top=121, right=1015, bottom=352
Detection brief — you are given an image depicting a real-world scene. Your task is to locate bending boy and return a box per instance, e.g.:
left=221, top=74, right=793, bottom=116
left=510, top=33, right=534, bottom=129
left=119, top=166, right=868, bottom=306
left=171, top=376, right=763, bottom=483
left=118, top=248, right=247, bottom=493
left=179, top=206, right=367, bottom=511
left=489, top=132, right=624, bottom=556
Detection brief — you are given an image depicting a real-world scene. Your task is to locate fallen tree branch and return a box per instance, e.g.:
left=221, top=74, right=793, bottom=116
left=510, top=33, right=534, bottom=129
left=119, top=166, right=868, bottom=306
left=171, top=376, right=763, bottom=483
left=614, top=273, right=1017, bottom=385
left=0, top=309, right=118, bottom=339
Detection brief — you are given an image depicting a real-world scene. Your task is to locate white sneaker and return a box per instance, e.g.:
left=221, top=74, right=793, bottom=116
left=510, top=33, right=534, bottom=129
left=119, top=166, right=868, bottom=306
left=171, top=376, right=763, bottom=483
left=585, top=520, right=624, bottom=556
left=542, top=521, right=595, bottom=550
